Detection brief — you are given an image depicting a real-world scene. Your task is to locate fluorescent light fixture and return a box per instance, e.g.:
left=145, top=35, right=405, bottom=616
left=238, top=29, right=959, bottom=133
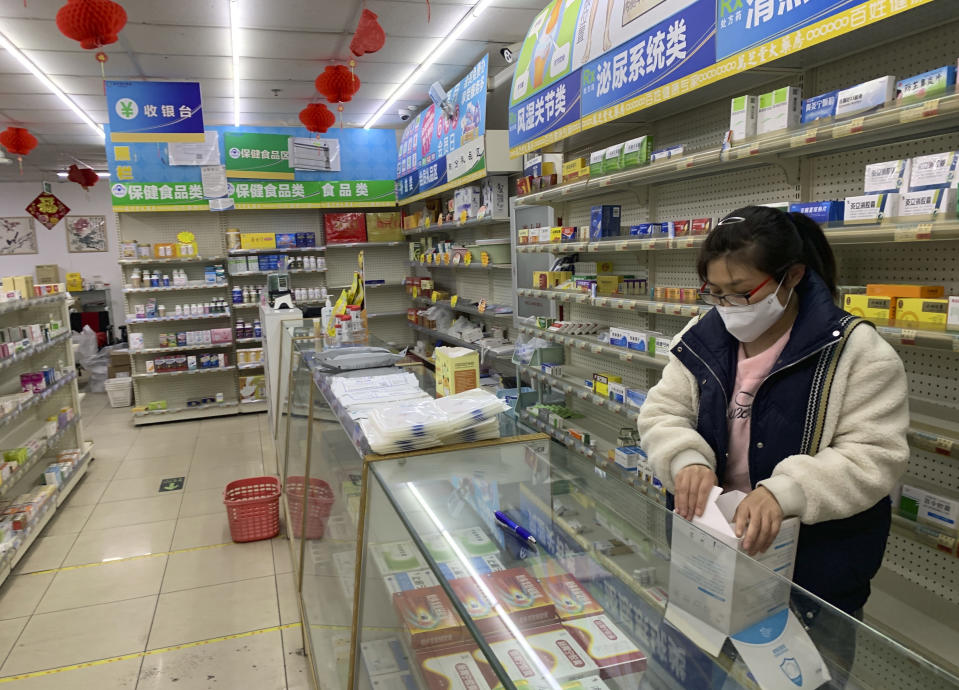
left=0, top=29, right=104, bottom=138
left=364, top=0, right=492, bottom=129
left=57, top=171, right=110, bottom=178
left=229, top=0, right=241, bottom=127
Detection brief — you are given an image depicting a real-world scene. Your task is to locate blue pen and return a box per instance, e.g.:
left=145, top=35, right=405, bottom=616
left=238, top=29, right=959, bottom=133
left=494, top=511, right=537, bottom=545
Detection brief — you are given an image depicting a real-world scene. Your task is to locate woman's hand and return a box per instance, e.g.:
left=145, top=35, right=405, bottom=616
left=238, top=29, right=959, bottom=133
left=674, top=465, right=717, bottom=520
left=734, top=487, right=784, bottom=556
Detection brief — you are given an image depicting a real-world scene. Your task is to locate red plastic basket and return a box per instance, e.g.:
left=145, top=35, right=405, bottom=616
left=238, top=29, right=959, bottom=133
left=223, top=476, right=281, bottom=543
left=286, top=477, right=335, bottom=539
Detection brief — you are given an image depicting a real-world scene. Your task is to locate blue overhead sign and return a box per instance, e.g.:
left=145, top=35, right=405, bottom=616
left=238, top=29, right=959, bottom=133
left=105, top=81, right=205, bottom=143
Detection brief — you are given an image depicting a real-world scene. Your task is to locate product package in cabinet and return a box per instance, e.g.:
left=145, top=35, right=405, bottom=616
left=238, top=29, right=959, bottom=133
left=450, top=527, right=499, bottom=557
left=372, top=540, right=428, bottom=574
left=369, top=671, right=417, bottom=689
left=393, top=586, right=465, bottom=650
left=360, top=637, right=410, bottom=677
left=438, top=554, right=506, bottom=581
left=473, top=625, right=600, bottom=688
left=484, top=567, right=558, bottom=630
left=384, top=568, right=441, bottom=595
left=416, top=645, right=489, bottom=690
left=447, top=577, right=502, bottom=635
left=562, top=615, right=647, bottom=679
left=540, top=574, right=604, bottom=621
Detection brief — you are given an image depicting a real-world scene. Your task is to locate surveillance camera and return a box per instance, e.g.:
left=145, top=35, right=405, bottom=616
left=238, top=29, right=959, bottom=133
left=500, top=47, right=514, bottom=64
left=398, top=109, right=411, bottom=121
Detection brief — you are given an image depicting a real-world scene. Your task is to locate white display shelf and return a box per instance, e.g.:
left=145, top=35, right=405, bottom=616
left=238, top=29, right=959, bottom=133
left=518, top=363, right=640, bottom=424
left=128, top=311, right=231, bottom=324
left=118, top=256, right=225, bottom=265
left=6, top=500, right=56, bottom=574
left=408, top=323, right=513, bottom=360
left=235, top=337, right=263, bottom=344
left=411, top=260, right=512, bottom=272
left=56, top=443, right=93, bottom=508
left=133, top=402, right=240, bottom=426
left=231, top=303, right=262, bottom=310
left=403, top=216, right=509, bottom=237
left=0, top=372, right=77, bottom=431
left=0, top=415, right=80, bottom=499
left=516, top=288, right=706, bottom=317
left=132, top=342, right=233, bottom=355
left=229, top=270, right=270, bottom=276
left=908, top=412, right=959, bottom=460
left=890, top=512, right=957, bottom=558
left=0, top=332, right=71, bottom=372
left=413, top=297, right=513, bottom=320
left=515, top=93, right=959, bottom=207
left=237, top=362, right=264, bottom=370
left=0, top=292, right=67, bottom=316
left=326, top=241, right=405, bottom=249
left=516, top=325, right=668, bottom=370
left=229, top=246, right=325, bottom=255
left=288, top=268, right=328, bottom=274
left=239, top=399, right=268, bottom=414
left=877, top=325, right=959, bottom=354
left=122, top=282, right=228, bottom=293
left=367, top=311, right=408, bottom=318
left=134, top=365, right=236, bottom=380
left=134, top=401, right=239, bottom=419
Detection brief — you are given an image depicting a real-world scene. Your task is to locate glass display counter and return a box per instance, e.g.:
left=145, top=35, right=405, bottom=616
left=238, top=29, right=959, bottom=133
left=279, top=327, right=959, bottom=690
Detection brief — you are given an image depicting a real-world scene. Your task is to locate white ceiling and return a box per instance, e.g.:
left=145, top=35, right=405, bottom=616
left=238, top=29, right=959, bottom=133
left=0, top=0, right=541, bottom=181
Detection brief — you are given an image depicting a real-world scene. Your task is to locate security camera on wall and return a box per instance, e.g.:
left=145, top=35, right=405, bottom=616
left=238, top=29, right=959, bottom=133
left=398, top=109, right=411, bottom=121
left=429, top=81, right=455, bottom=119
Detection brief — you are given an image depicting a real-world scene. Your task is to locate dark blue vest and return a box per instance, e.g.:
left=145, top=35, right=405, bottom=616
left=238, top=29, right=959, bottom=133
left=670, top=271, right=891, bottom=613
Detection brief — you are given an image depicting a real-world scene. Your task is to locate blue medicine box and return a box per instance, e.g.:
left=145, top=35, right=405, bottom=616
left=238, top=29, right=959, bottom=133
left=629, top=223, right=653, bottom=236
left=789, top=201, right=845, bottom=225
left=590, top=205, right=621, bottom=239
left=801, top=91, right=839, bottom=123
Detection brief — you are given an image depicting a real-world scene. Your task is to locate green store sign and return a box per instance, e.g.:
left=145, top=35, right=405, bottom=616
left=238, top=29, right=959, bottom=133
left=224, top=132, right=293, bottom=179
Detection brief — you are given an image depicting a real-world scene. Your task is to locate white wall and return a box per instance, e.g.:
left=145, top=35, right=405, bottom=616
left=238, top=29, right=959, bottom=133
left=0, top=182, right=125, bottom=329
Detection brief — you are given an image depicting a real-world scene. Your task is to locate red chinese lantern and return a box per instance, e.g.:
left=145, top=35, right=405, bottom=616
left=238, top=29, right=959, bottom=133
left=315, top=65, right=361, bottom=104
left=56, top=0, right=127, bottom=50
left=0, top=127, right=37, bottom=156
left=299, top=103, right=336, bottom=133
left=67, top=164, right=99, bottom=190
left=350, top=9, right=386, bottom=57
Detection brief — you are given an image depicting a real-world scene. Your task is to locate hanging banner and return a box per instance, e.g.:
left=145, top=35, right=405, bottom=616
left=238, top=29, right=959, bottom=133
left=105, top=81, right=204, bottom=143
left=715, top=0, right=859, bottom=60
left=397, top=56, right=489, bottom=201
left=224, top=133, right=294, bottom=180
left=508, top=70, right=582, bottom=153
left=509, top=0, right=584, bottom=110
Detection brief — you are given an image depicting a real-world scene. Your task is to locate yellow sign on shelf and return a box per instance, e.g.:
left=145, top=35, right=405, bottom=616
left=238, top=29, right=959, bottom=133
left=451, top=295, right=459, bottom=307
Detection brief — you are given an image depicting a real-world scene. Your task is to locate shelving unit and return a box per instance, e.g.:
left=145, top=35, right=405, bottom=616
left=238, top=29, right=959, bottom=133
left=0, top=294, right=91, bottom=588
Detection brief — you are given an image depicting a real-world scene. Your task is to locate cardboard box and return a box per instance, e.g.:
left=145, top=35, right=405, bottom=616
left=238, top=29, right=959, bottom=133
left=729, top=95, right=757, bottom=142
left=484, top=567, right=558, bottom=630
left=384, top=569, right=441, bottom=595
left=897, top=188, right=957, bottom=220
left=366, top=212, right=404, bottom=242
left=450, top=527, right=500, bottom=558
left=324, top=213, right=367, bottom=244
left=908, top=151, right=958, bottom=191
left=949, top=296, right=959, bottom=331
left=540, top=574, right=604, bottom=621
left=757, top=86, right=802, bottom=135
left=866, top=284, right=944, bottom=298
left=845, top=294, right=894, bottom=323
left=360, top=638, right=410, bottom=678
left=239, top=233, right=276, bottom=250
left=622, top=136, right=651, bottom=168
left=864, top=159, right=910, bottom=194
left=482, top=176, right=509, bottom=220
left=35, top=265, right=60, bottom=284
left=650, top=145, right=683, bottom=161
left=844, top=193, right=898, bottom=224
left=835, top=75, right=896, bottom=118
left=613, top=446, right=643, bottom=472
left=607, top=382, right=625, bottom=404
left=475, top=626, right=600, bottom=686
left=897, top=66, right=956, bottom=106
left=896, top=298, right=949, bottom=328
left=691, top=218, right=712, bottom=235
left=393, top=586, right=464, bottom=650
left=789, top=201, right=844, bottom=225
left=434, top=347, right=479, bottom=397
left=562, top=615, right=647, bottom=679
left=447, top=577, right=502, bottom=635
left=801, top=90, right=839, bottom=123
left=595, top=276, right=620, bottom=295
left=14, top=275, right=34, bottom=297
left=666, top=488, right=799, bottom=636
left=417, top=646, right=487, bottom=690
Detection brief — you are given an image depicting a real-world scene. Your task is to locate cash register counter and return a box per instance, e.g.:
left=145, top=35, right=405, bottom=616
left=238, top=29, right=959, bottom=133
left=277, top=323, right=959, bottom=690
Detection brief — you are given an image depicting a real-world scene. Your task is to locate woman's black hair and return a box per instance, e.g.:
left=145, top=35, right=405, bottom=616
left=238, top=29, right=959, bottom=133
left=696, top=205, right=838, bottom=298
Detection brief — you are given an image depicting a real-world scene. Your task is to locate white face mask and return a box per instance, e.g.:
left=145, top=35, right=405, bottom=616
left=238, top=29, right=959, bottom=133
left=716, top=276, right=792, bottom=343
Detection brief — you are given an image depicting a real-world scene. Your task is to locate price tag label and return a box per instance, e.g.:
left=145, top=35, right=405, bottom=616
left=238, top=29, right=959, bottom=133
left=790, top=128, right=818, bottom=148
left=560, top=186, right=571, bottom=196
left=590, top=344, right=603, bottom=354
left=576, top=340, right=587, bottom=350
left=935, top=436, right=954, bottom=456
left=577, top=390, right=588, bottom=400
left=647, top=239, right=658, bottom=249
left=669, top=304, right=683, bottom=315
left=647, top=303, right=658, bottom=314
left=599, top=298, right=610, bottom=307
left=617, top=241, right=630, bottom=251
left=481, top=251, right=490, bottom=267
left=477, top=299, right=487, bottom=314
left=681, top=305, right=694, bottom=316
left=450, top=295, right=458, bottom=307
left=900, top=328, right=917, bottom=344
left=894, top=224, right=932, bottom=242
left=595, top=397, right=606, bottom=407
left=620, top=352, right=634, bottom=362
left=833, top=117, right=864, bottom=138
left=575, top=294, right=588, bottom=303
left=612, top=403, right=623, bottom=413
left=431, top=291, right=439, bottom=303
left=916, top=223, right=933, bottom=239
left=588, top=244, right=601, bottom=252
left=599, top=178, right=613, bottom=187
left=899, top=105, right=925, bottom=124
left=676, top=159, right=692, bottom=171
left=464, top=252, right=472, bottom=265
left=681, top=238, right=695, bottom=248
left=923, top=98, right=940, bottom=117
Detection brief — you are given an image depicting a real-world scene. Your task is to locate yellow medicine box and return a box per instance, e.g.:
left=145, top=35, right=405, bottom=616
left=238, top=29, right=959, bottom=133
left=239, top=233, right=276, bottom=249
left=896, top=298, right=949, bottom=329
left=844, top=295, right=894, bottom=324
left=562, top=157, right=588, bottom=181
left=550, top=227, right=563, bottom=242
left=596, top=276, right=621, bottom=295
left=592, top=373, right=622, bottom=398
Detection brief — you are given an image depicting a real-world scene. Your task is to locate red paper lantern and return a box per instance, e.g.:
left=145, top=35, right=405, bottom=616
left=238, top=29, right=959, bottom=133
left=67, top=164, right=99, bottom=190
left=315, top=65, right=361, bottom=104
left=0, top=127, right=37, bottom=156
left=299, top=103, right=336, bottom=133
left=350, top=9, right=386, bottom=57
left=56, top=0, right=127, bottom=50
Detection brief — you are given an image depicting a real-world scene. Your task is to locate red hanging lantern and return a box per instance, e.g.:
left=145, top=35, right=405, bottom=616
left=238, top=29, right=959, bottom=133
left=299, top=103, right=336, bottom=133
left=56, top=0, right=127, bottom=50
left=0, top=127, right=37, bottom=156
left=67, top=164, right=99, bottom=190
left=315, top=65, right=361, bottom=104
left=350, top=9, right=386, bottom=57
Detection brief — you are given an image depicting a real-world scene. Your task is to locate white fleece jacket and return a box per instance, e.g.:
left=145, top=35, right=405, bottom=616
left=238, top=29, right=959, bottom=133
left=637, top=318, right=910, bottom=524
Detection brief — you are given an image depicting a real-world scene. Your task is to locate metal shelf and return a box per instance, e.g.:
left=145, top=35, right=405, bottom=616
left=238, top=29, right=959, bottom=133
left=412, top=297, right=513, bottom=320
left=122, top=282, right=228, bottom=293
left=0, top=332, right=71, bottom=372
left=516, top=325, right=668, bottom=370
left=0, top=415, right=79, bottom=499
left=132, top=342, right=234, bottom=355
left=326, top=241, right=406, bottom=249
left=367, top=311, right=409, bottom=318
left=229, top=246, right=325, bottom=255
left=288, top=268, right=328, bottom=274
left=134, top=365, right=237, bottom=379
left=878, top=324, right=959, bottom=353
left=411, top=260, right=512, bottom=272
left=515, top=93, right=959, bottom=207
left=235, top=337, right=263, bottom=344
left=408, top=323, right=514, bottom=361
left=518, top=364, right=640, bottom=425
left=237, top=362, right=264, bottom=370
left=231, top=303, right=262, bottom=310
left=128, top=311, right=231, bottom=324
left=56, top=443, right=92, bottom=507
left=118, top=256, right=225, bottom=265
left=0, top=292, right=67, bottom=316
left=403, top=216, right=510, bottom=237
left=239, top=399, right=268, bottom=414
left=133, top=402, right=241, bottom=426
left=0, top=371, right=77, bottom=432
left=516, top=288, right=706, bottom=318
left=229, top=270, right=270, bottom=276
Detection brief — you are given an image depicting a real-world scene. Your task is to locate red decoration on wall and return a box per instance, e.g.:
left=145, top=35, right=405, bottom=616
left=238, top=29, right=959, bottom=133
left=299, top=103, right=336, bottom=133
left=56, top=0, right=127, bottom=50
left=0, top=127, right=37, bottom=156
left=315, top=65, right=361, bottom=104
left=26, top=192, right=71, bottom=230
left=67, top=164, right=99, bottom=190
left=350, top=9, right=386, bottom=57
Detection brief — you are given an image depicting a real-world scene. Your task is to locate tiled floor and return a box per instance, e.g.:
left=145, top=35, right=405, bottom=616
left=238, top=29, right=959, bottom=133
left=0, top=393, right=310, bottom=689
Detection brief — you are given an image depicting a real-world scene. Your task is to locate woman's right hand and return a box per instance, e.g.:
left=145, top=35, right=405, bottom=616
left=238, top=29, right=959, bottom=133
left=674, top=465, right=718, bottom=520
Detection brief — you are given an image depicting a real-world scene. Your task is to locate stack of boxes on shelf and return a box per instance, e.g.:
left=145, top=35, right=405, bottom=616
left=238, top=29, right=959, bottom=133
left=844, top=283, right=958, bottom=332
left=143, top=351, right=230, bottom=374
left=0, top=485, right=57, bottom=559
left=1, top=277, right=67, bottom=301
left=0, top=314, right=67, bottom=362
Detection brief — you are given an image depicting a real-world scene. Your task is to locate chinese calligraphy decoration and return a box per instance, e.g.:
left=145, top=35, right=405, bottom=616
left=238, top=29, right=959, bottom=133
left=26, top=192, right=70, bottom=230
left=67, top=164, right=99, bottom=190
left=0, top=127, right=38, bottom=174
left=299, top=103, right=336, bottom=133
left=55, top=0, right=127, bottom=50
left=350, top=9, right=386, bottom=57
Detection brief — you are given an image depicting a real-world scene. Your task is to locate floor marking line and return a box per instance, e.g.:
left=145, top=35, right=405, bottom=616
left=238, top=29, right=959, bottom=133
left=0, top=623, right=302, bottom=683
left=21, top=541, right=235, bottom=577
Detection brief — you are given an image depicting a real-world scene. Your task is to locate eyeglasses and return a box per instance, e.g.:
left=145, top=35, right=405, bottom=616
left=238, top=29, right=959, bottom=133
left=698, top=276, right=774, bottom=306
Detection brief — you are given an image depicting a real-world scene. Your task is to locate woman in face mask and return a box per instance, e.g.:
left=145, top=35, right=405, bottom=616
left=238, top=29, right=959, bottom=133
left=638, top=205, right=909, bottom=620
